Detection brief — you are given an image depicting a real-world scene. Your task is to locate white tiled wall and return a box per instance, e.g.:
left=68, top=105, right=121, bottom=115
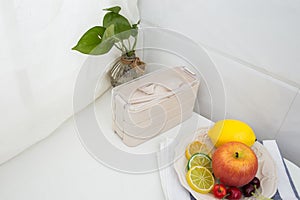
left=139, top=0, right=300, bottom=87
left=205, top=50, right=300, bottom=166
left=208, top=51, right=298, bottom=138
left=276, top=92, right=300, bottom=166
left=138, top=0, right=300, bottom=165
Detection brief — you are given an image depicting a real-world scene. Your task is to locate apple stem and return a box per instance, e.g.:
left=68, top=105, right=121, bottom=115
left=235, top=152, right=239, bottom=158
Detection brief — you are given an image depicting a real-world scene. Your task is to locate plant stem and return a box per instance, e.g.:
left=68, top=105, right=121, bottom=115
left=121, top=40, right=129, bottom=53
left=127, top=39, right=131, bottom=50
left=117, top=41, right=126, bottom=53
left=132, top=36, right=137, bottom=51
left=113, top=44, right=123, bottom=52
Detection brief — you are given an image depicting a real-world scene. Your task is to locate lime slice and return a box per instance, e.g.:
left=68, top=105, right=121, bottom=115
left=185, top=141, right=211, bottom=159
left=187, top=153, right=212, bottom=171
left=186, top=166, right=215, bottom=194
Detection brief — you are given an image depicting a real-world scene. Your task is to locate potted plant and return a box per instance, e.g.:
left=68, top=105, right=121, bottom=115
left=72, top=6, right=145, bottom=87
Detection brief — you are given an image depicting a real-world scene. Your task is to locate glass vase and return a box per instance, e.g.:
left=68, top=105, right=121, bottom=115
left=109, top=53, right=145, bottom=87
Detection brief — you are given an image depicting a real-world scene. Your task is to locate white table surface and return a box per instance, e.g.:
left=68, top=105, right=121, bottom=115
left=92, top=89, right=300, bottom=197
left=0, top=89, right=298, bottom=200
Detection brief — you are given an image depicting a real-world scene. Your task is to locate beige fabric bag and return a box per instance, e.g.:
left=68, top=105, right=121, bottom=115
left=112, top=67, right=200, bottom=146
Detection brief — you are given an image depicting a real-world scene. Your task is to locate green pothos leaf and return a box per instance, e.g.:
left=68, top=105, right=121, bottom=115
left=102, top=24, right=115, bottom=40
left=72, top=26, right=106, bottom=54
left=88, top=24, right=115, bottom=55
left=103, top=6, right=121, bottom=14
left=103, top=12, right=131, bottom=39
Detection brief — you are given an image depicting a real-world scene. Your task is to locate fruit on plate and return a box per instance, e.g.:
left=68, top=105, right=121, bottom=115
left=208, top=119, right=256, bottom=147
left=212, top=141, right=258, bottom=187
left=185, top=140, right=211, bottom=159
left=242, top=183, right=255, bottom=197
left=242, top=177, right=261, bottom=197
left=187, top=153, right=212, bottom=171
left=249, top=177, right=260, bottom=189
left=186, top=166, right=215, bottom=194
left=226, top=187, right=242, bottom=200
left=212, top=183, right=227, bottom=199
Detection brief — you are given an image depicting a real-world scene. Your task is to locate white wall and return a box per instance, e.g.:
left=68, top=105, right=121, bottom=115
left=139, top=0, right=300, bottom=87
left=138, top=0, right=300, bottom=166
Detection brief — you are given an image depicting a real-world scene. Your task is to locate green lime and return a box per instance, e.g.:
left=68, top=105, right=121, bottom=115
left=187, top=153, right=212, bottom=171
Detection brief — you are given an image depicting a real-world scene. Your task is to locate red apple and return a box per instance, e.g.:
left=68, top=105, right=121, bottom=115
left=212, top=141, right=258, bottom=187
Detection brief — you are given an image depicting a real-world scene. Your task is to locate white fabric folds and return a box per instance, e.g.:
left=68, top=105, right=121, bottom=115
left=0, top=0, right=139, bottom=165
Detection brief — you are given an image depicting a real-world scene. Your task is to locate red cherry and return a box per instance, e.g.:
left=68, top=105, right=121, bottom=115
left=227, top=187, right=242, bottom=200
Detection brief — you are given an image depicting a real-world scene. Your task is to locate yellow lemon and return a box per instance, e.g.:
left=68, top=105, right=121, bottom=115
left=208, top=119, right=256, bottom=147
left=186, top=166, right=214, bottom=194
left=185, top=141, right=211, bottom=159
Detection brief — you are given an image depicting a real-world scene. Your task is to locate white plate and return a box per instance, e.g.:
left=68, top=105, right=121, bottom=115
left=174, top=127, right=278, bottom=200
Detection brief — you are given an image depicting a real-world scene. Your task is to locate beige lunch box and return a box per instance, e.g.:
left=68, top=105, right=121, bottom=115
left=111, top=66, right=200, bottom=146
